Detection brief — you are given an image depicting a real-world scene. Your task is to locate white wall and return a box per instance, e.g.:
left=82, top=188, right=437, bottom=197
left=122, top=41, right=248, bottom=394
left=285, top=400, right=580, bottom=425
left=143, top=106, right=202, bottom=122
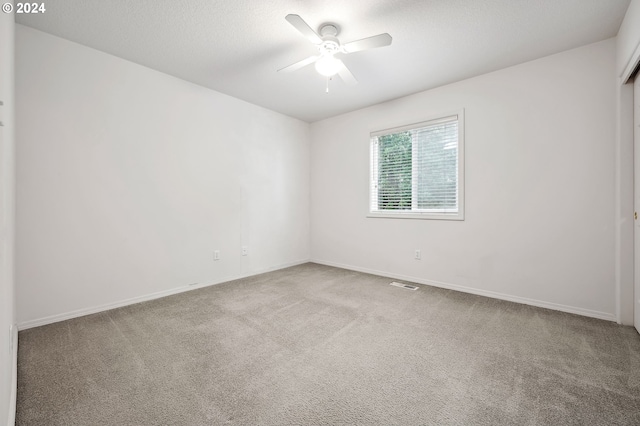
left=15, top=25, right=310, bottom=327
left=310, top=39, right=617, bottom=320
left=617, top=0, right=640, bottom=80
left=0, top=4, right=16, bottom=426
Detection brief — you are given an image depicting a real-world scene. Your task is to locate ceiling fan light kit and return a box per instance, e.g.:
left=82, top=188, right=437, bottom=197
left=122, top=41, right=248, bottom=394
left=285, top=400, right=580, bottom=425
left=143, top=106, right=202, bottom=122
left=315, top=55, right=341, bottom=77
left=279, top=14, right=392, bottom=88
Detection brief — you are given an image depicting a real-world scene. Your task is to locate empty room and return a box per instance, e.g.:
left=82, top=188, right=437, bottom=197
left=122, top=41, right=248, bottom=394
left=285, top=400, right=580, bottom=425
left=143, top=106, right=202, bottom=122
left=2, top=0, right=640, bottom=424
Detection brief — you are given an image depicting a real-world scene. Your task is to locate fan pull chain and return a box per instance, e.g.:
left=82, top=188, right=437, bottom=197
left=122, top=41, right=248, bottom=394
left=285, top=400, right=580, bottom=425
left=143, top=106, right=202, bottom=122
left=325, top=76, right=334, bottom=94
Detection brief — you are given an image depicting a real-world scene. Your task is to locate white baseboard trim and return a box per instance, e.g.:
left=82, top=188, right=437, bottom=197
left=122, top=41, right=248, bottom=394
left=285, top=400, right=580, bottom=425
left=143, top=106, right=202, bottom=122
left=17, top=259, right=310, bottom=330
left=312, top=259, right=617, bottom=322
left=8, top=324, right=17, bottom=426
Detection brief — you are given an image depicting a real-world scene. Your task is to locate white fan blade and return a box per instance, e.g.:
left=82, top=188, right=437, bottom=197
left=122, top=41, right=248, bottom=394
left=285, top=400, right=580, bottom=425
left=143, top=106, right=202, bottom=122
left=278, top=55, right=320, bottom=73
left=285, top=14, right=322, bottom=45
left=342, top=33, right=392, bottom=53
left=337, top=60, right=357, bottom=85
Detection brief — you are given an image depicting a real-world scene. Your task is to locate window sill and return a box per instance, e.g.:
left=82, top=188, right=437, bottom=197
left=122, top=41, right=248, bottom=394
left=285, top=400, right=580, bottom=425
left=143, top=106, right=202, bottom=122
left=367, top=212, right=464, bottom=221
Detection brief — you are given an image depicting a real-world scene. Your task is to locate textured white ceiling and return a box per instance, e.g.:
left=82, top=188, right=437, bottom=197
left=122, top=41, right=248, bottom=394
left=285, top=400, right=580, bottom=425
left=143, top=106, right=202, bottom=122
left=16, top=0, right=630, bottom=122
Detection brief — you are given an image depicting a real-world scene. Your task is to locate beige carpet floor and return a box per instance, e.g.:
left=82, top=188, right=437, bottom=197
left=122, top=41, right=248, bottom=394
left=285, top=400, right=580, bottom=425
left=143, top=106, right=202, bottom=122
left=17, top=263, right=640, bottom=425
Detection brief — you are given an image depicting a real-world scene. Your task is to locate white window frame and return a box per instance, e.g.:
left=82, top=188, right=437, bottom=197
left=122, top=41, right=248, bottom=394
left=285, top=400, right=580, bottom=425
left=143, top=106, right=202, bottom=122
left=368, top=110, right=465, bottom=221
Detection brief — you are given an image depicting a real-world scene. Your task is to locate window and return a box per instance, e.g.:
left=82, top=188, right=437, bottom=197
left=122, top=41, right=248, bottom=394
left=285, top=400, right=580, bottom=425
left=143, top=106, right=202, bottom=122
left=369, top=112, right=464, bottom=220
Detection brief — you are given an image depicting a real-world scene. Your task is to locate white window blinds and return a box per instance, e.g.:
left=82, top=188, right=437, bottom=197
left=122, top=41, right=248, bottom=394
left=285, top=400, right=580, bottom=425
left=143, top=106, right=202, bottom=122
left=370, top=114, right=463, bottom=219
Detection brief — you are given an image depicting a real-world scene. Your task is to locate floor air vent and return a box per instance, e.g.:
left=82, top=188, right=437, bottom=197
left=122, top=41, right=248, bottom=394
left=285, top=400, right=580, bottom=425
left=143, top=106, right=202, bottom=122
left=390, top=282, right=419, bottom=291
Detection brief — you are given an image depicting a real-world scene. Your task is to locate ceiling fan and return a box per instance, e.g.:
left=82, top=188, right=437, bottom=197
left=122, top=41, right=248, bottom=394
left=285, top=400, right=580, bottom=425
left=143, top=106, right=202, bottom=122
left=278, top=14, right=392, bottom=85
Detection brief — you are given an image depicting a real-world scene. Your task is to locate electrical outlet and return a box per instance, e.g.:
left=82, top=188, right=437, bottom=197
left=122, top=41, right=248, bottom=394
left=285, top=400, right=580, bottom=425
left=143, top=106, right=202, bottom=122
left=241, top=246, right=248, bottom=256
left=213, top=250, right=220, bottom=261
left=414, top=249, right=421, bottom=260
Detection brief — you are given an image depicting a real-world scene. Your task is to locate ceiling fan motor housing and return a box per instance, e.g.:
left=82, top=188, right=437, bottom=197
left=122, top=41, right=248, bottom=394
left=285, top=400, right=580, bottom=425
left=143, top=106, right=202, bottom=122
left=318, top=24, right=340, bottom=54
